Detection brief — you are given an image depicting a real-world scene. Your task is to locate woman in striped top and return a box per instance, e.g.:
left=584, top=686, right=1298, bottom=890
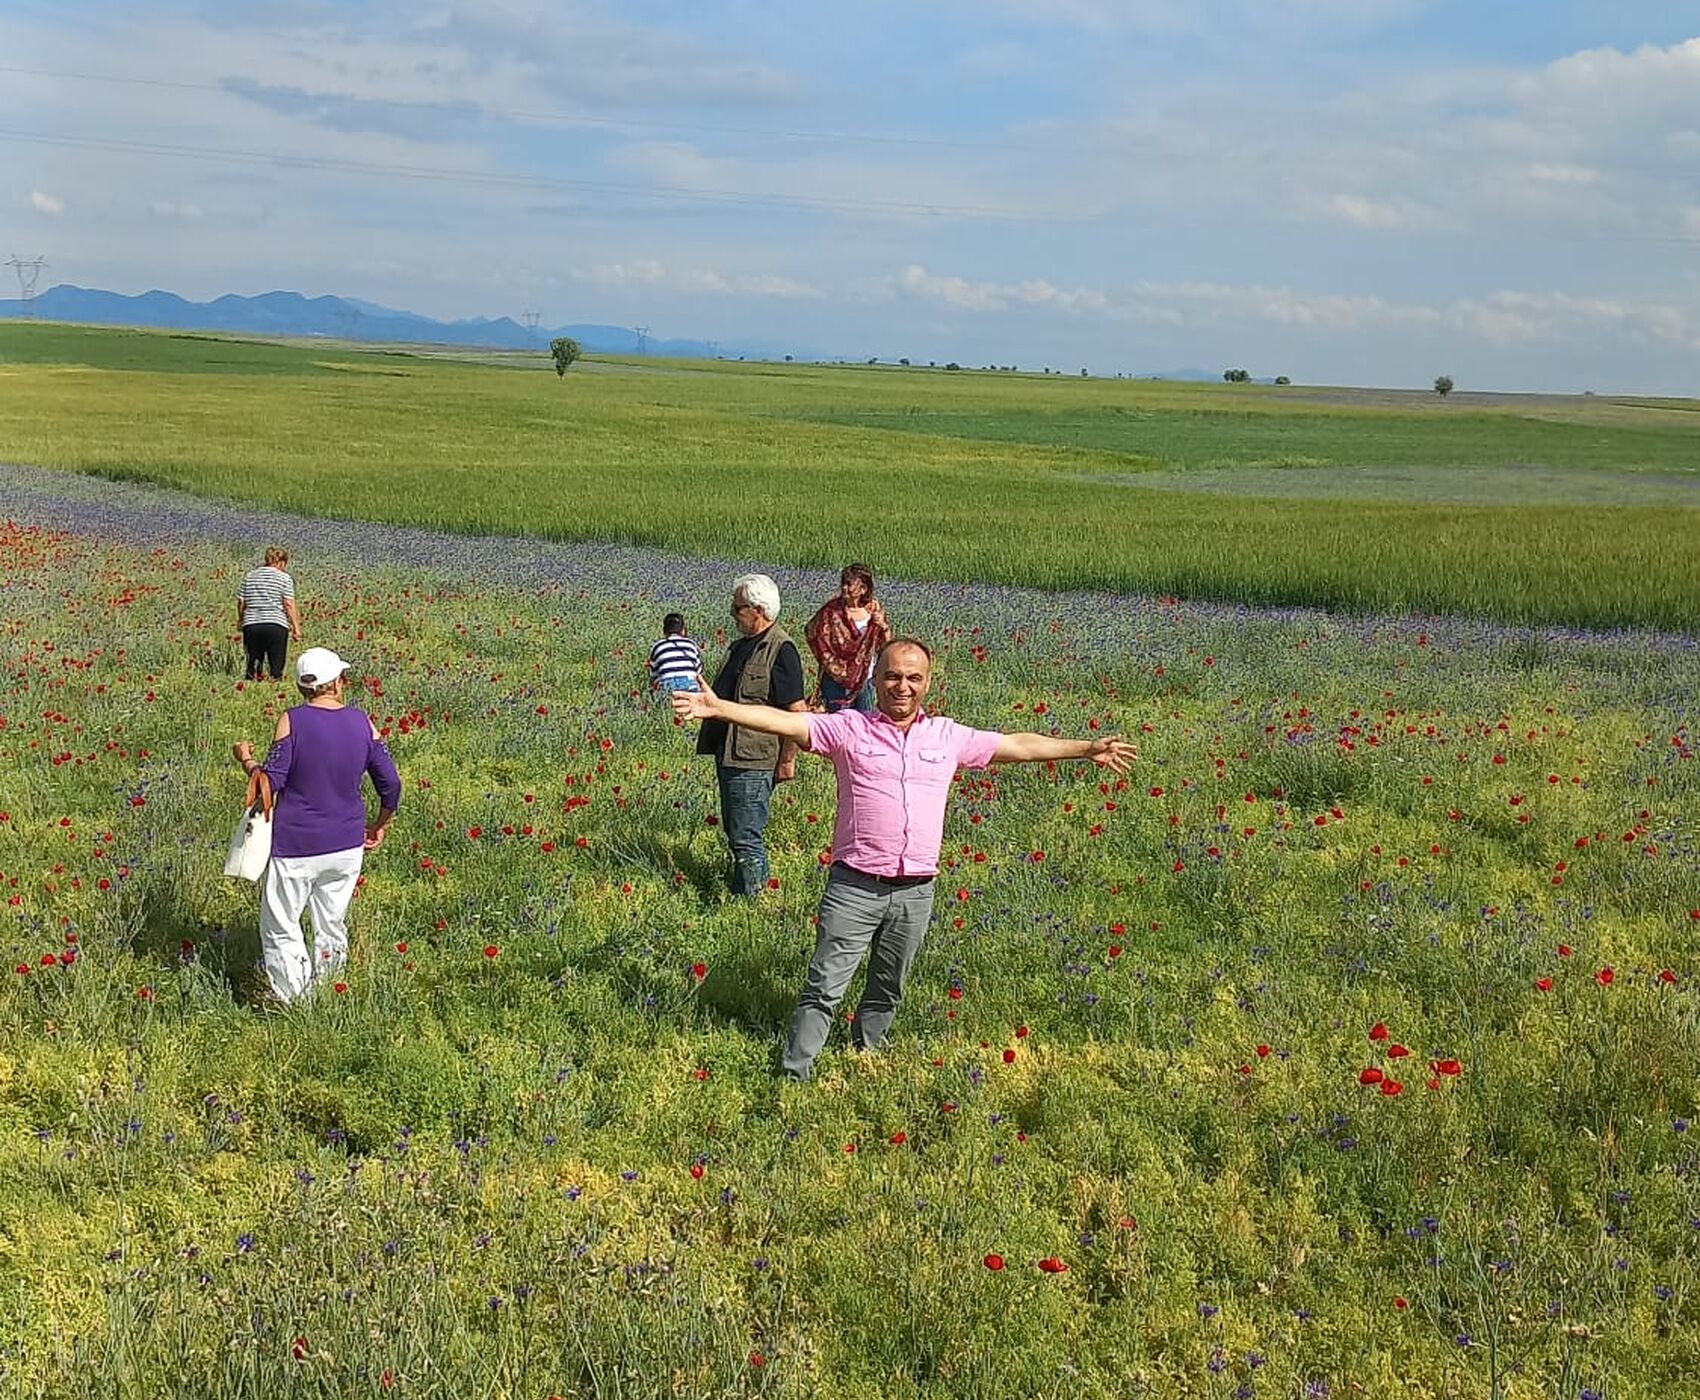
left=237, top=547, right=302, bottom=682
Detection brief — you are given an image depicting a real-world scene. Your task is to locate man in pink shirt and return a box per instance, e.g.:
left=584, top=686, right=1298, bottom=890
left=673, top=636, right=1135, bottom=1080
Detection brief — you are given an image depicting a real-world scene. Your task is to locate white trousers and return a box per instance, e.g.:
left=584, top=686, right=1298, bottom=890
left=259, top=846, right=363, bottom=1002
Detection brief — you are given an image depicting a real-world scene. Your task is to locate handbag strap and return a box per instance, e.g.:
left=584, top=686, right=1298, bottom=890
left=245, top=767, right=274, bottom=819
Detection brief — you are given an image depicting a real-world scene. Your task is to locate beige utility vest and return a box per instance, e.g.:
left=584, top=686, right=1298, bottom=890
left=718, top=624, right=793, bottom=770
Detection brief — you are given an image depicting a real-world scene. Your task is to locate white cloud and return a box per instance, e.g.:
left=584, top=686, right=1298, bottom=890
left=30, top=190, right=64, bottom=216
left=985, top=0, right=1417, bottom=38
left=149, top=200, right=206, bottom=220
left=1525, top=162, right=1598, bottom=186
left=891, top=263, right=1700, bottom=352
left=574, top=260, right=820, bottom=299
left=1322, top=194, right=1423, bottom=231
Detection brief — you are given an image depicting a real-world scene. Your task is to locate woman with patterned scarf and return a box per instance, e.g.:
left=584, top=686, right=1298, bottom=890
left=804, top=563, right=892, bottom=713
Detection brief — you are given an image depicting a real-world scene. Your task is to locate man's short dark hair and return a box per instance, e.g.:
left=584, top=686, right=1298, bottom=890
left=876, top=636, right=932, bottom=673
left=663, top=612, right=686, bottom=635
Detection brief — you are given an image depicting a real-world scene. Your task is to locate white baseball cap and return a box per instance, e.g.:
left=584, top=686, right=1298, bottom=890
left=295, top=647, right=351, bottom=688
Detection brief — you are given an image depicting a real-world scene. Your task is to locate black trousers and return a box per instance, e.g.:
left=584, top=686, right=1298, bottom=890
left=242, top=623, right=290, bottom=681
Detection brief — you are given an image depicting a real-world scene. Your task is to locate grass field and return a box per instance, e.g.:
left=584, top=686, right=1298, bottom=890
left=1, top=477, right=1698, bottom=1396
left=2, top=324, right=1698, bottom=1396
left=3, top=323, right=1700, bottom=630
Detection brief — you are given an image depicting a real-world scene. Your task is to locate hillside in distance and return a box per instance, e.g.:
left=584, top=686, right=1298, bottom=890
left=0, top=284, right=800, bottom=360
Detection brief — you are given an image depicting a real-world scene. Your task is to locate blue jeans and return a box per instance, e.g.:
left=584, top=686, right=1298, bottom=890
left=820, top=675, right=875, bottom=713
left=656, top=675, right=699, bottom=693
left=715, top=762, right=774, bottom=896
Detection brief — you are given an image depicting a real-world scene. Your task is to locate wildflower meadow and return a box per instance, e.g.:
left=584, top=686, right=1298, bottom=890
left=0, top=329, right=1697, bottom=1399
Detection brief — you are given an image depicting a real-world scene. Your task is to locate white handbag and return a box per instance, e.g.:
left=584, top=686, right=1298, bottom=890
left=223, top=769, right=274, bottom=881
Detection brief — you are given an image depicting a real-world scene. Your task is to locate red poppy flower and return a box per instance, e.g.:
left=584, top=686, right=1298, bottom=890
left=291, top=1336, right=309, bottom=1362
left=135, top=986, right=155, bottom=1002
left=1393, top=1296, right=1408, bottom=1310
left=748, top=1352, right=766, bottom=1368
left=1107, top=944, right=1123, bottom=959
left=1595, top=967, right=1614, bottom=986
left=333, top=981, right=348, bottom=995
left=1358, top=1067, right=1384, bottom=1086
left=1037, top=1257, right=1069, bottom=1274
left=947, top=986, right=964, bottom=1000
left=689, top=1162, right=704, bottom=1180
left=466, top=826, right=482, bottom=840
left=483, top=945, right=500, bottom=959
left=395, top=941, right=408, bottom=954
left=1255, top=1044, right=1270, bottom=1058
left=842, top=1142, right=857, bottom=1154
left=1387, top=1044, right=1410, bottom=1059
left=1432, top=1058, right=1462, bottom=1076
left=1557, top=944, right=1573, bottom=957
left=1015, top=1025, right=1030, bottom=1038
left=1658, top=968, right=1677, bottom=985
left=1002, top=1048, right=1017, bottom=1064
left=889, top=1130, right=907, bottom=1145
left=1369, top=1022, right=1389, bottom=1042
left=1533, top=975, right=1553, bottom=991
left=690, top=962, right=707, bottom=980
left=1380, top=1079, right=1404, bottom=1097
left=983, top=1253, right=1005, bottom=1271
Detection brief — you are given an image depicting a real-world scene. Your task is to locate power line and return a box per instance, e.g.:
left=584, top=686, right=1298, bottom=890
left=0, top=127, right=1046, bottom=222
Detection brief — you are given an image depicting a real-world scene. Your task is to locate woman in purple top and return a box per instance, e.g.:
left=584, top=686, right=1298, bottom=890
left=231, top=646, right=401, bottom=1003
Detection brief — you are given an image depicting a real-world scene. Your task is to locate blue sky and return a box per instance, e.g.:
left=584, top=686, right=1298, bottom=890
left=3, top=0, right=1699, bottom=390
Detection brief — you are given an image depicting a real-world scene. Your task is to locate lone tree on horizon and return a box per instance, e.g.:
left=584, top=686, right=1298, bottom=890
left=1434, top=374, right=1454, bottom=398
left=550, top=336, right=581, bottom=377
left=1223, top=368, right=1251, bottom=383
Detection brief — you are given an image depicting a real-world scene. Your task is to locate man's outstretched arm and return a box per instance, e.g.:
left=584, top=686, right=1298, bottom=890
left=671, top=680, right=814, bottom=748
left=992, top=733, right=1136, bottom=772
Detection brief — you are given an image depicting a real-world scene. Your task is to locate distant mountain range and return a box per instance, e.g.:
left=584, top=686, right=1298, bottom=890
left=0, top=284, right=801, bottom=360
left=0, top=285, right=1263, bottom=380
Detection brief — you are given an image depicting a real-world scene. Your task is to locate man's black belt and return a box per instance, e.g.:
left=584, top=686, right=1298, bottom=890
left=832, top=861, right=935, bottom=889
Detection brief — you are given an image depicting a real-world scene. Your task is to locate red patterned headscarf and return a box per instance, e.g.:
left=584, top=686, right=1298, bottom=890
left=805, top=596, right=890, bottom=699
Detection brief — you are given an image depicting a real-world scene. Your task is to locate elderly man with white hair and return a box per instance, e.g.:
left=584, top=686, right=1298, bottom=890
left=695, top=573, right=809, bottom=896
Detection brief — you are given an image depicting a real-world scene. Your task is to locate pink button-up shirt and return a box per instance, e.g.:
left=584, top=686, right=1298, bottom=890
left=805, top=708, right=1002, bottom=878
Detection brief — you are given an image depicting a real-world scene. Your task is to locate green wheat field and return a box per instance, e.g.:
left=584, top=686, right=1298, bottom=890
left=0, top=323, right=1697, bottom=1398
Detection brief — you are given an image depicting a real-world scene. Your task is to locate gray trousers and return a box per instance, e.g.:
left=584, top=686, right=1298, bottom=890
left=781, top=865, right=936, bottom=1080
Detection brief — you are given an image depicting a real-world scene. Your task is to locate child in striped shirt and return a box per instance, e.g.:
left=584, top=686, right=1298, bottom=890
left=648, top=614, right=702, bottom=693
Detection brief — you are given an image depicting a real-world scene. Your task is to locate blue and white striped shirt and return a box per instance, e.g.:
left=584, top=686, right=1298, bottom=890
left=648, top=634, right=702, bottom=686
